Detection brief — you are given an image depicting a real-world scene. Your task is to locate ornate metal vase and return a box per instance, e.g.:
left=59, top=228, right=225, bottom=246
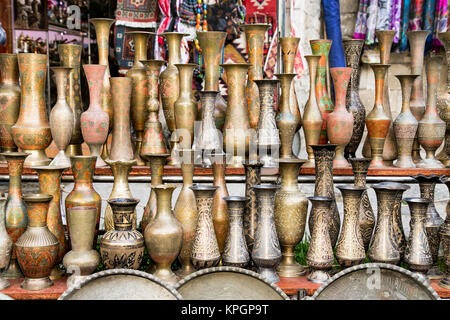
left=393, top=74, right=419, bottom=168
left=437, top=32, right=450, bottom=166
left=63, top=206, right=100, bottom=288
left=0, top=53, right=20, bottom=154
left=274, top=159, right=308, bottom=277
left=365, top=64, right=391, bottom=168
left=252, top=184, right=282, bottom=284
left=80, top=64, right=109, bottom=167
left=404, top=197, right=433, bottom=279
left=439, top=176, right=450, bottom=289
left=174, top=149, right=197, bottom=277
left=0, top=196, right=12, bottom=290
left=306, top=196, right=334, bottom=283
left=221, top=63, right=250, bottom=167
left=302, top=55, right=323, bottom=168
left=198, top=91, right=222, bottom=167
left=190, top=185, right=220, bottom=269
left=342, top=39, right=365, bottom=159
left=212, top=153, right=229, bottom=258
left=327, top=67, right=354, bottom=167
left=109, top=77, right=134, bottom=161
left=309, top=144, right=340, bottom=247
left=222, top=196, right=250, bottom=268
left=15, top=193, right=59, bottom=290
left=100, top=198, right=144, bottom=270
left=348, top=158, right=374, bottom=251
left=335, top=185, right=366, bottom=267
left=417, top=56, right=446, bottom=169
left=11, top=53, right=52, bottom=166
left=49, top=67, right=74, bottom=167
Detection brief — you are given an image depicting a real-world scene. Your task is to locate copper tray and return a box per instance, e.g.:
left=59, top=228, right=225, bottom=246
left=310, top=263, right=440, bottom=300
left=58, top=269, right=183, bottom=300
left=174, top=266, right=289, bottom=300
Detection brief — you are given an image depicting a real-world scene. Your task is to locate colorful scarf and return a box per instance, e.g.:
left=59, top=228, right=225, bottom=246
left=399, top=0, right=412, bottom=50
left=390, top=0, right=402, bottom=43
left=353, top=0, right=378, bottom=45
left=433, top=0, right=448, bottom=47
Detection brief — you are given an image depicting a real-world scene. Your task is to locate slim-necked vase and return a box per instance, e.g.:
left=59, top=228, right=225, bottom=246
left=0, top=196, right=12, bottom=289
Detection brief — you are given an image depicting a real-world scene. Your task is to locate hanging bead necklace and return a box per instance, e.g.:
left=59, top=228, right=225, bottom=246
left=194, top=0, right=208, bottom=51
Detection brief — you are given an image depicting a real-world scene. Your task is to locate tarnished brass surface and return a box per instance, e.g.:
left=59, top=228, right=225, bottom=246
left=439, top=176, right=450, bottom=289
left=0, top=196, right=12, bottom=289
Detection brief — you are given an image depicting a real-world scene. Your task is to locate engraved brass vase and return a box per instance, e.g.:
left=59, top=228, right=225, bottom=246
left=0, top=196, right=12, bottom=290
left=212, top=153, right=229, bottom=258
left=439, top=176, right=450, bottom=289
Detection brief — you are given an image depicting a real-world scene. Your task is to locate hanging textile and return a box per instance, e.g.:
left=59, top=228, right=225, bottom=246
left=390, top=0, right=402, bottom=43
left=353, top=0, right=378, bottom=45
left=115, top=0, right=159, bottom=28
left=423, top=0, right=437, bottom=51
left=115, top=26, right=154, bottom=69
left=155, top=0, right=171, bottom=60
left=433, top=0, right=448, bottom=47
left=399, top=0, right=411, bottom=50
left=322, top=0, right=346, bottom=68
left=376, top=0, right=392, bottom=31
left=408, top=0, right=425, bottom=30
left=263, top=28, right=277, bottom=79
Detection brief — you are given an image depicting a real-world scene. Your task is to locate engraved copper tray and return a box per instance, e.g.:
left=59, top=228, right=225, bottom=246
left=310, top=263, right=440, bottom=300
left=174, top=266, right=289, bottom=300
left=58, top=269, right=183, bottom=300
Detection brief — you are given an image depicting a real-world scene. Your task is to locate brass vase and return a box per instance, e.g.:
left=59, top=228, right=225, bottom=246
left=306, top=196, right=334, bottom=283
left=342, top=40, right=365, bottom=159
left=411, top=174, right=444, bottom=279
left=327, top=67, right=354, bottom=167
left=439, top=176, right=450, bottom=289
left=0, top=196, right=12, bottom=290
left=335, top=185, right=366, bottom=267
left=80, top=64, right=109, bottom=167
left=406, top=30, right=431, bottom=163
left=109, top=77, right=134, bottom=161
left=393, top=74, right=419, bottom=168
left=104, top=159, right=137, bottom=232
left=348, top=158, right=374, bottom=251
left=222, top=196, right=250, bottom=268
left=365, top=64, right=391, bottom=168
left=221, top=63, right=251, bottom=167
left=49, top=67, right=75, bottom=167
left=140, top=60, right=168, bottom=156
left=0, top=53, right=20, bottom=154
left=255, top=79, right=280, bottom=167
left=310, top=40, right=333, bottom=144
left=310, top=144, right=340, bottom=247
left=63, top=206, right=100, bottom=288
left=140, top=153, right=169, bottom=232
left=437, top=32, right=450, bottom=166
left=58, top=44, right=84, bottom=157
left=15, top=193, right=59, bottom=291
left=11, top=53, right=52, bottom=166
left=2, top=152, right=28, bottom=279
left=404, top=197, right=433, bottom=279
left=125, top=31, right=154, bottom=165
left=212, top=153, right=229, bottom=258
left=173, top=149, right=197, bottom=277
left=241, top=24, right=270, bottom=129
left=190, top=185, right=220, bottom=269
left=33, top=165, right=69, bottom=280
left=100, top=198, right=144, bottom=269
left=174, top=63, right=198, bottom=149
left=274, top=159, right=308, bottom=277
left=417, top=56, right=446, bottom=168
left=302, top=55, right=323, bottom=168
left=275, top=73, right=298, bottom=160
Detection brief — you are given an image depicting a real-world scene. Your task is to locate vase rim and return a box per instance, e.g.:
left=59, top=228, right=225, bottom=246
left=275, top=158, right=307, bottom=164
left=51, top=66, right=73, bottom=71
left=253, top=79, right=280, bottom=84
left=342, top=38, right=364, bottom=42
left=239, top=23, right=271, bottom=30
left=104, top=159, right=137, bottom=166
left=23, top=193, right=53, bottom=202
left=307, top=196, right=333, bottom=202
left=253, top=183, right=280, bottom=190
left=280, top=36, right=300, bottom=40
left=124, top=31, right=155, bottom=36
left=199, top=90, right=219, bottom=95
left=220, top=63, right=251, bottom=68
left=242, top=160, right=264, bottom=167
left=190, top=184, right=219, bottom=191
left=174, top=63, right=199, bottom=68
left=70, top=155, right=97, bottom=160
left=17, top=52, right=47, bottom=58
left=89, top=17, right=115, bottom=22
left=395, top=74, right=420, bottom=79
left=348, top=157, right=372, bottom=162
left=108, top=198, right=140, bottom=205
left=32, top=165, right=70, bottom=171
left=310, top=39, right=332, bottom=44
left=406, top=30, right=431, bottom=36
left=223, top=196, right=250, bottom=202
left=159, top=32, right=189, bottom=37
left=411, top=174, right=444, bottom=182
left=140, top=153, right=170, bottom=161
left=0, top=151, right=29, bottom=158
left=372, top=182, right=410, bottom=191
left=336, top=185, right=367, bottom=191
left=403, top=197, right=430, bottom=204
left=140, top=59, right=165, bottom=65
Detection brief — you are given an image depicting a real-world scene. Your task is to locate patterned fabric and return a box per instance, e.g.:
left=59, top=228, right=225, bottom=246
left=353, top=0, right=378, bottom=45
left=155, top=0, right=171, bottom=60
left=433, top=0, right=448, bottom=47
left=390, top=0, right=402, bottom=43
left=423, top=0, right=437, bottom=50
left=263, top=28, right=277, bottom=79
left=376, top=0, right=391, bottom=31
left=408, top=0, right=425, bottom=31
left=179, top=0, right=197, bottom=27
left=115, top=0, right=159, bottom=27
left=115, top=26, right=154, bottom=69
left=322, top=0, right=346, bottom=68
left=399, top=0, right=411, bottom=50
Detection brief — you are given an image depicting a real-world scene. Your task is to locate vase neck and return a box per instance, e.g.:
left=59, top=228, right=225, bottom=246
left=373, top=67, right=387, bottom=106
left=166, top=35, right=182, bottom=66
left=132, top=34, right=149, bottom=67
left=150, top=157, right=165, bottom=186
left=112, top=209, right=133, bottom=231
left=330, top=68, right=352, bottom=111
left=0, top=200, right=6, bottom=230
left=178, top=65, right=194, bottom=98
left=154, top=188, right=174, bottom=219
left=398, top=76, right=414, bottom=114
left=110, top=162, right=132, bottom=195
left=181, top=163, right=194, bottom=186
left=91, top=20, right=113, bottom=66
left=354, top=172, right=367, bottom=187
left=213, top=162, right=226, bottom=185
left=54, top=70, right=69, bottom=102
left=278, top=74, right=295, bottom=114
left=26, top=201, right=50, bottom=227
left=0, top=55, right=19, bottom=85
left=306, top=56, right=319, bottom=108
left=7, top=160, right=23, bottom=195
left=425, top=58, right=442, bottom=116
left=279, top=162, right=300, bottom=189
left=72, top=158, right=95, bottom=187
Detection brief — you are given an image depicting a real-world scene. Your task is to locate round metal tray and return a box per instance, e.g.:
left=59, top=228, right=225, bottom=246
left=310, top=263, right=440, bottom=300
left=58, top=269, right=183, bottom=300
left=174, top=266, right=289, bottom=300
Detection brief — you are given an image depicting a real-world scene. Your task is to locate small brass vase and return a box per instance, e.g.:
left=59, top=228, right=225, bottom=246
left=0, top=196, right=12, bottom=290
left=438, top=176, right=450, bottom=289
left=212, top=153, right=229, bottom=258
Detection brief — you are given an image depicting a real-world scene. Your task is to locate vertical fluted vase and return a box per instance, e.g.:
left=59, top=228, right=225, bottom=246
left=212, top=153, right=229, bottom=259
left=198, top=91, right=222, bottom=167
left=0, top=196, right=12, bottom=290
left=437, top=32, right=450, bottom=166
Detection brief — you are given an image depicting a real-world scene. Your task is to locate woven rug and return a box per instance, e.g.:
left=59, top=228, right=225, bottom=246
left=115, top=0, right=158, bottom=27
left=114, top=26, right=154, bottom=69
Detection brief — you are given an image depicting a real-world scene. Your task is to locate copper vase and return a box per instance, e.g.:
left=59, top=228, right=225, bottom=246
left=241, top=24, right=270, bottom=129
left=437, top=32, right=450, bottom=166
left=0, top=53, right=20, bottom=154
left=11, top=53, right=52, bottom=166
left=15, top=193, right=59, bottom=290
left=306, top=196, right=334, bottom=283
left=2, top=151, right=28, bottom=279
left=348, top=158, right=374, bottom=251
left=327, top=67, right=354, bottom=167
left=439, top=176, right=450, bottom=289
left=365, top=64, right=391, bottom=168
left=49, top=67, right=75, bottom=167
left=302, top=55, right=323, bottom=168
left=393, top=74, right=419, bottom=168
left=58, top=44, right=84, bottom=156
left=212, top=153, right=229, bottom=258
left=0, top=196, right=12, bottom=290
left=125, top=31, right=154, bottom=165
left=101, top=198, right=144, bottom=269
left=417, top=56, right=446, bottom=169
left=221, top=63, right=251, bottom=167
left=335, top=185, right=366, bottom=267
left=274, top=159, right=308, bottom=277
left=222, top=196, right=250, bottom=268
left=173, top=149, right=197, bottom=277
left=190, top=185, right=220, bottom=269
left=342, top=39, right=365, bottom=159
left=109, top=77, right=134, bottom=161
left=80, top=64, right=109, bottom=167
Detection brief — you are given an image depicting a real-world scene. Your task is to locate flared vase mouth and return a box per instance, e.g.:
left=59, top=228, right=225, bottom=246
left=223, top=196, right=250, bottom=202
left=23, top=193, right=53, bottom=202
left=372, top=182, right=410, bottom=191
left=190, top=184, right=219, bottom=191
left=403, top=197, right=431, bottom=204
left=108, top=198, right=140, bottom=206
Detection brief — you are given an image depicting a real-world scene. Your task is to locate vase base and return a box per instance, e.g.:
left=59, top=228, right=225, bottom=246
left=276, top=263, right=306, bottom=278
left=258, top=267, right=279, bottom=284
left=50, top=264, right=65, bottom=280
left=175, top=265, right=197, bottom=278
left=427, top=266, right=444, bottom=280
left=307, top=269, right=331, bottom=284
left=416, top=158, right=445, bottom=169
left=369, top=159, right=389, bottom=168
left=21, top=277, right=53, bottom=291
left=0, top=277, right=10, bottom=290
left=3, top=260, right=24, bottom=279
left=302, top=159, right=315, bottom=168
left=23, top=149, right=51, bottom=167
left=394, top=157, right=416, bottom=168
left=65, top=144, right=83, bottom=157
left=49, top=150, right=72, bottom=168
left=153, top=269, right=180, bottom=284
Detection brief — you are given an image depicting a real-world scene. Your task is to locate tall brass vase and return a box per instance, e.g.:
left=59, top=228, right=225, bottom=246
left=439, top=176, right=450, bottom=289
left=212, top=153, right=229, bottom=259
left=437, top=32, right=450, bottom=166
left=0, top=196, right=12, bottom=290
left=11, top=53, right=52, bottom=166
left=274, top=159, right=308, bottom=277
